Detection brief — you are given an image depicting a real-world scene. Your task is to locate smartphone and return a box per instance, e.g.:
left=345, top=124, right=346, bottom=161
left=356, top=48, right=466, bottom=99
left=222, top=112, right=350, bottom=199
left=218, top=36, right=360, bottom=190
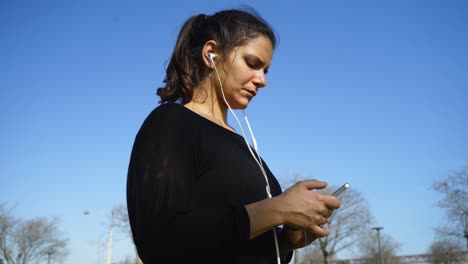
left=326, top=183, right=350, bottom=217
left=331, top=183, right=350, bottom=198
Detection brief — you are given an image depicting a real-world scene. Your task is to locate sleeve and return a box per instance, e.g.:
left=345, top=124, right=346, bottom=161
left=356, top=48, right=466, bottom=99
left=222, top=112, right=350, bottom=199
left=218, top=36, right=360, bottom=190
left=126, top=107, right=250, bottom=261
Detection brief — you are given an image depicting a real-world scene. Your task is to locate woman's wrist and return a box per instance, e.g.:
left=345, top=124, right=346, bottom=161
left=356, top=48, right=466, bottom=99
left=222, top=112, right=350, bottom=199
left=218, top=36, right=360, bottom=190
left=245, top=196, right=284, bottom=239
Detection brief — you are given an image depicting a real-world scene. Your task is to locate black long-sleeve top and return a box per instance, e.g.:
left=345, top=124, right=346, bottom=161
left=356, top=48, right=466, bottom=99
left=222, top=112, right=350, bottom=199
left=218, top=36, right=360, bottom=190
left=127, top=103, right=291, bottom=263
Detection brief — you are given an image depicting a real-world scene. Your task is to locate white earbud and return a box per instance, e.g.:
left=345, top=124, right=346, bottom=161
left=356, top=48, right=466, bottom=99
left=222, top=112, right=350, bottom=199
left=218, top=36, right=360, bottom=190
left=208, top=53, right=216, bottom=65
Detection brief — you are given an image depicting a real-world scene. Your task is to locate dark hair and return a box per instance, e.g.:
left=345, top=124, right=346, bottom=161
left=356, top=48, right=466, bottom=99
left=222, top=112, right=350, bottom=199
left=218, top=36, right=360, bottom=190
left=156, top=7, right=278, bottom=104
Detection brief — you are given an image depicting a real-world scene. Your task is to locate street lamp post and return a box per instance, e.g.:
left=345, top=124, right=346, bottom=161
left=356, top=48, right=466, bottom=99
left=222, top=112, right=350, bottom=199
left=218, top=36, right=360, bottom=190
left=84, top=210, right=115, bottom=264
left=106, top=213, right=115, bottom=264
left=46, top=251, right=52, bottom=264
left=372, top=227, right=384, bottom=264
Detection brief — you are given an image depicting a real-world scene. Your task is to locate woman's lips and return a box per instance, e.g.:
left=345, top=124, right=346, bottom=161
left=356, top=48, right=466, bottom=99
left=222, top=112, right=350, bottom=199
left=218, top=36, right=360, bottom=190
left=243, top=89, right=257, bottom=97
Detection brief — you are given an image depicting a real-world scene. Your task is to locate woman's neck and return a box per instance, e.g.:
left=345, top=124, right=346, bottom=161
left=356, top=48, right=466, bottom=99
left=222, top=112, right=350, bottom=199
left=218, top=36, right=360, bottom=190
left=184, top=82, right=234, bottom=132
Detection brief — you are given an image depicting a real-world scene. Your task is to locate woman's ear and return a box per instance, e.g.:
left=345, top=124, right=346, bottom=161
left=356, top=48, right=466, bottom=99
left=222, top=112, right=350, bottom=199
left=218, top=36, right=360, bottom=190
left=202, top=40, right=217, bottom=69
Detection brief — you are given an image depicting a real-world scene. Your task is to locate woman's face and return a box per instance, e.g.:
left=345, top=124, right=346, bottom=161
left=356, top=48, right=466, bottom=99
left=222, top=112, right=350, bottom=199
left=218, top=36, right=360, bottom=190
left=215, top=35, right=273, bottom=109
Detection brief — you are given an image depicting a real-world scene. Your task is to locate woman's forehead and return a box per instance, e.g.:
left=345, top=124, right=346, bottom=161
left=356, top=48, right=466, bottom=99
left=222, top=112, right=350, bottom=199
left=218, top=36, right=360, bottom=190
left=232, top=36, right=273, bottom=62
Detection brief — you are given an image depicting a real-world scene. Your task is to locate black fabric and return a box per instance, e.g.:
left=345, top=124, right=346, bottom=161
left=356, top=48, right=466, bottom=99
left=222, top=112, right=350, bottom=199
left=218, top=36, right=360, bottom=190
left=127, top=103, right=292, bottom=263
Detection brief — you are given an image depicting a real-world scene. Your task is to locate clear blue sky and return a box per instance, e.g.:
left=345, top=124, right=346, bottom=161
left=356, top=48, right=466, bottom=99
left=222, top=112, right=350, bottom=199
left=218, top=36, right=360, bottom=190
left=1, top=0, right=467, bottom=263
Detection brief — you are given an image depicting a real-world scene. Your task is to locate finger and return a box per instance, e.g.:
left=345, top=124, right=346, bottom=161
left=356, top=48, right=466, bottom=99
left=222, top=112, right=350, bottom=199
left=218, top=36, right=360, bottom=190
left=324, top=196, right=341, bottom=210
left=314, top=215, right=328, bottom=226
left=300, top=179, right=327, bottom=191
left=308, top=224, right=330, bottom=237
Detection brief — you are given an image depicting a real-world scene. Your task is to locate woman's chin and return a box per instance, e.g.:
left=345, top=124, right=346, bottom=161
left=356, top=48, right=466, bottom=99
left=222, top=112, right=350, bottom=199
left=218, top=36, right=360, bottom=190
left=233, top=101, right=251, bottom=110
left=227, top=97, right=252, bottom=110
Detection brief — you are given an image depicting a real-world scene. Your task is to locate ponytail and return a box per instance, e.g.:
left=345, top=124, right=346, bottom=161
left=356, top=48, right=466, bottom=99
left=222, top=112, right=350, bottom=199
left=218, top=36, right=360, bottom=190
left=157, top=14, right=208, bottom=104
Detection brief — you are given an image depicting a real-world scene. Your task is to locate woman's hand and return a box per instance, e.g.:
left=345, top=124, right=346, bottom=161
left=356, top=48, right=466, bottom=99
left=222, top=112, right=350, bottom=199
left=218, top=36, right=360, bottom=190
left=244, top=179, right=340, bottom=242
left=276, top=180, right=341, bottom=238
left=279, top=226, right=324, bottom=256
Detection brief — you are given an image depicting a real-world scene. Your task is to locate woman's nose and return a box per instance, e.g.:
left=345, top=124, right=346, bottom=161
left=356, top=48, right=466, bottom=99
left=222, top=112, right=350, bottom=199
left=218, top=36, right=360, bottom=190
left=253, top=71, right=267, bottom=88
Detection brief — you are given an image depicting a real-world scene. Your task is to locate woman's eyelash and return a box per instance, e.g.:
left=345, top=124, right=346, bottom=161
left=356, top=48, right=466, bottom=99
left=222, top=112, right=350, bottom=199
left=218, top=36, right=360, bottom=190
left=245, top=56, right=269, bottom=73
left=246, top=58, right=260, bottom=68
left=246, top=60, right=256, bottom=67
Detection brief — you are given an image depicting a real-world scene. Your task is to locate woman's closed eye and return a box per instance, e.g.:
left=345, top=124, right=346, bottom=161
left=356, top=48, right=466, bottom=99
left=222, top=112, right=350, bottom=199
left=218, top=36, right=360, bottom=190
left=245, top=56, right=269, bottom=74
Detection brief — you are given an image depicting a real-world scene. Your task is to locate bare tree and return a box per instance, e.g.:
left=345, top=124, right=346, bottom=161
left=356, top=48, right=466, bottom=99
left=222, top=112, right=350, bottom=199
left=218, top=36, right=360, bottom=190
left=432, top=165, right=468, bottom=249
left=280, top=175, right=374, bottom=264
left=294, top=246, right=325, bottom=264
left=428, top=239, right=466, bottom=264
left=358, top=230, right=402, bottom=264
left=0, top=204, right=68, bottom=264
left=114, top=255, right=136, bottom=264
left=112, top=204, right=130, bottom=236
left=310, top=186, right=373, bottom=264
left=111, top=204, right=142, bottom=264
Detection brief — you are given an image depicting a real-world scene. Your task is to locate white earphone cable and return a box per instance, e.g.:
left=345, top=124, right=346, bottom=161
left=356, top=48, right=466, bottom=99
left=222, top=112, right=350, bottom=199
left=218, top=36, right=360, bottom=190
left=211, top=58, right=281, bottom=264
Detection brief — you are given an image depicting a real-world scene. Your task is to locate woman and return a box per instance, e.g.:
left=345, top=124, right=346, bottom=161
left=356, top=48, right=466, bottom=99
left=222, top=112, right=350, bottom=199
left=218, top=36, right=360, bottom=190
left=126, top=8, right=341, bottom=264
